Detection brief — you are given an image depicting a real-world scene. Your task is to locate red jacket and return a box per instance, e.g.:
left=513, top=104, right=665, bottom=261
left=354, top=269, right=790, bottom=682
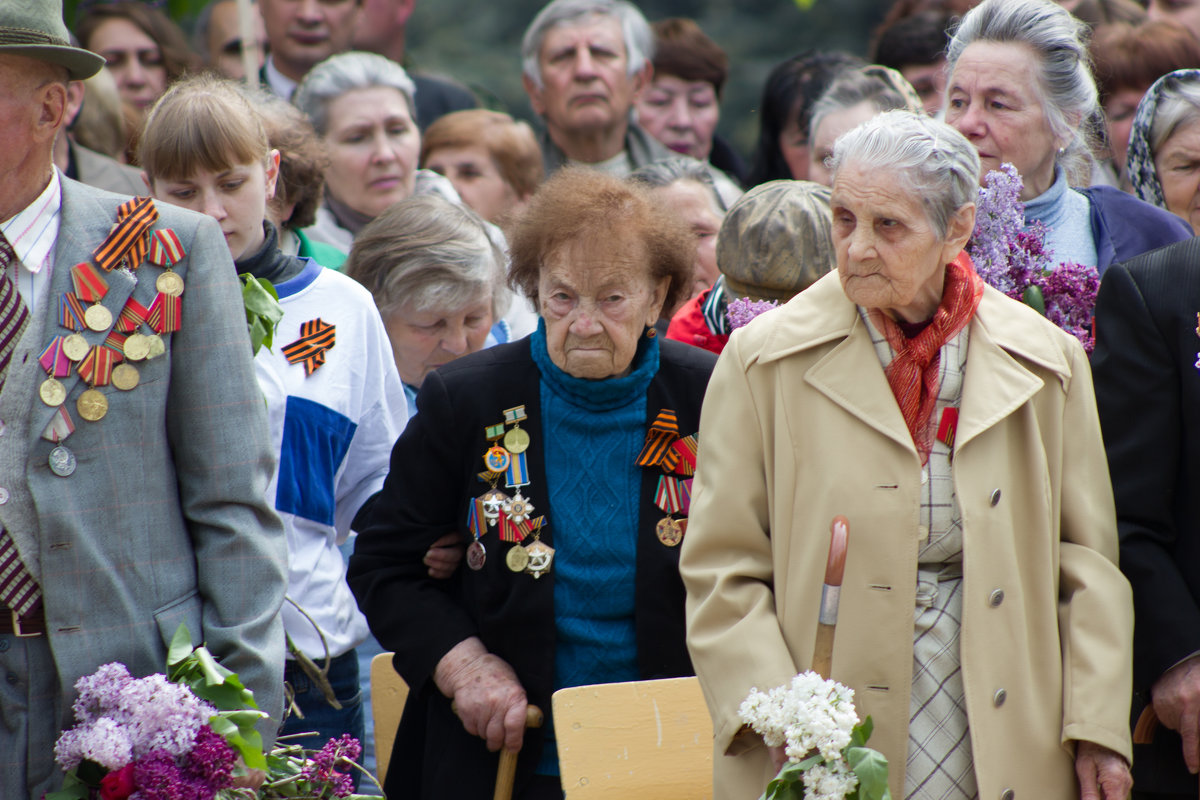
left=666, top=290, right=728, bottom=355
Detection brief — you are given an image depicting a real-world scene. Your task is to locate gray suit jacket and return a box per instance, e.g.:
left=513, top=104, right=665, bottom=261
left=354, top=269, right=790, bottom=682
left=69, top=141, right=147, bottom=197
left=0, top=178, right=287, bottom=758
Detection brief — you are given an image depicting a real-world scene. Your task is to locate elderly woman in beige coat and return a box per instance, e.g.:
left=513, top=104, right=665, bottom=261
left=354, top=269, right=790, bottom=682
left=681, top=111, right=1133, bottom=800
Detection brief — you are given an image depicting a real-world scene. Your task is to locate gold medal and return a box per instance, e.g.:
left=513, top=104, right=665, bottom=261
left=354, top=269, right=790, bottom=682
left=84, top=304, right=112, bottom=332
left=146, top=334, right=166, bottom=359
left=111, top=363, right=139, bottom=391
left=656, top=517, right=683, bottom=547
left=123, top=333, right=150, bottom=361
left=524, top=539, right=555, bottom=579
left=503, top=427, right=530, bottom=454
left=505, top=544, right=530, bottom=573
left=156, top=271, right=184, bottom=297
left=39, top=377, right=66, bottom=407
left=77, top=388, right=108, bottom=422
left=63, top=333, right=89, bottom=362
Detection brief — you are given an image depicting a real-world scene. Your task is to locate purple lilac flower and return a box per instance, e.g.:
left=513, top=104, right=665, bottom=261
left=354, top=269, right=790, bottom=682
left=54, top=716, right=134, bottom=771
left=725, top=297, right=779, bottom=331
left=183, top=725, right=236, bottom=791
left=132, top=750, right=207, bottom=800
left=72, top=662, right=134, bottom=723
left=302, top=735, right=363, bottom=797
left=119, top=675, right=216, bottom=757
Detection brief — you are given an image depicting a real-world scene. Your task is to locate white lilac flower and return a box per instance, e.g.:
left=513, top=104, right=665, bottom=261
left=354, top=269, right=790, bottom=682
left=72, top=662, right=133, bottom=723
left=55, top=716, right=134, bottom=771
left=802, top=760, right=859, bottom=800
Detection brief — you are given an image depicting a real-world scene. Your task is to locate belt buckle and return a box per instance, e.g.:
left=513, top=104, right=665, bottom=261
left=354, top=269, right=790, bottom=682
left=11, top=609, right=38, bottom=638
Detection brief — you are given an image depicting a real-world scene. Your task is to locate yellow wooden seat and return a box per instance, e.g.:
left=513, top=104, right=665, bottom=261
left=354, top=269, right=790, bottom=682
left=552, top=676, right=713, bottom=798
left=369, top=652, right=409, bottom=785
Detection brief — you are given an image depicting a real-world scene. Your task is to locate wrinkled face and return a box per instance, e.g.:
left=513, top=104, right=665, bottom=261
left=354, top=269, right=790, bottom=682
left=808, top=101, right=880, bottom=187
left=1155, top=117, right=1200, bottom=235
left=1149, top=0, right=1200, bottom=41
left=832, top=162, right=972, bottom=323
left=651, top=180, right=721, bottom=300
left=901, top=61, right=946, bottom=116
left=525, top=16, right=646, bottom=140
left=88, top=18, right=166, bottom=111
left=0, top=56, right=65, bottom=222
left=778, top=117, right=809, bottom=180
left=945, top=41, right=1064, bottom=201
left=323, top=86, right=420, bottom=219
left=384, top=294, right=494, bottom=387
left=1104, top=87, right=1146, bottom=174
left=635, top=74, right=720, bottom=161
left=208, top=0, right=268, bottom=80
left=258, top=0, right=360, bottom=81
left=423, top=144, right=520, bottom=224
left=150, top=156, right=279, bottom=262
left=538, top=236, right=669, bottom=379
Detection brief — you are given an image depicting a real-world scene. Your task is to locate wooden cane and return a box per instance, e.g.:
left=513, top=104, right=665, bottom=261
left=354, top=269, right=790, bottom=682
left=812, top=516, right=849, bottom=679
left=494, top=704, right=544, bottom=800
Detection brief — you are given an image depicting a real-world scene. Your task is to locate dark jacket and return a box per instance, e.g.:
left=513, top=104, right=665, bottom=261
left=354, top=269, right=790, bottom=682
left=1093, top=238, right=1200, bottom=794
left=1080, top=185, right=1193, bottom=274
left=349, top=336, right=717, bottom=799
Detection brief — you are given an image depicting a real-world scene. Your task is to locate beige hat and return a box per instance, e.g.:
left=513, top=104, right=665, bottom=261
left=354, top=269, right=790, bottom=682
left=717, top=180, right=836, bottom=303
left=0, top=0, right=105, bottom=80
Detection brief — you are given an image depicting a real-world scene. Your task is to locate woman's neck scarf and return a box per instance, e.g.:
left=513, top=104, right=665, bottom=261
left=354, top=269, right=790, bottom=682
left=868, top=251, right=983, bottom=464
left=1127, top=68, right=1200, bottom=209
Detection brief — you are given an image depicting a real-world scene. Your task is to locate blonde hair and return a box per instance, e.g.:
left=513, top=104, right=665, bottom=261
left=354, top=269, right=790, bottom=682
left=139, top=72, right=269, bottom=182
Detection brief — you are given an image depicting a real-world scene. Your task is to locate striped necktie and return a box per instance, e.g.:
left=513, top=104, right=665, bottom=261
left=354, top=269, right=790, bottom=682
left=0, top=232, right=40, bottom=616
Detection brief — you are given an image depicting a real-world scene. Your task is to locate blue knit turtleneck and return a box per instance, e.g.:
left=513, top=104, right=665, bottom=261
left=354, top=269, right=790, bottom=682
left=529, top=319, right=659, bottom=775
left=1022, top=166, right=1098, bottom=269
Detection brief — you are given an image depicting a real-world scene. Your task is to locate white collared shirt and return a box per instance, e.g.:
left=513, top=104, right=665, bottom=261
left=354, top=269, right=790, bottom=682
left=1, top=170, right=62, bottom=312
left=264, top=56, right=298, bottom=101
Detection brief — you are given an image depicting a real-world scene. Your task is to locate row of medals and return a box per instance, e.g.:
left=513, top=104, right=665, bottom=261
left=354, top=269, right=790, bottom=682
left=466, top=420, right=555, bottom=580
left=39, top=270, right=184, bottom=477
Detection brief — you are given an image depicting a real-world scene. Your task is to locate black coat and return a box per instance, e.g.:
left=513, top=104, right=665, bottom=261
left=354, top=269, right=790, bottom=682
left=349, top=337, right=717, bottom=799
left=1093, top=237, right=1200, bottom=795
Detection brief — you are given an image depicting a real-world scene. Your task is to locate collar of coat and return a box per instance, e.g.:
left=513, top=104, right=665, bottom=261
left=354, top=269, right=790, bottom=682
left=743, top=270, right=1078, bottom=455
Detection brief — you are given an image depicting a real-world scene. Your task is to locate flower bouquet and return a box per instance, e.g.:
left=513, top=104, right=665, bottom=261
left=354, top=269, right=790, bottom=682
left=46, top=624, right=376, bottom=799
left=740, top=672, right=890, bottom=800
left=969, top=162, right=1099, bottom=352
left=726, top=297, right=780, bottom=331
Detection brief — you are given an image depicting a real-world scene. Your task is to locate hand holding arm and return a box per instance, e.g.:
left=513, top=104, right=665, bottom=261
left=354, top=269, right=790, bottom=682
left=423, top=531, right=465, bottom=579
left=434, top=637, right=528, bottom=752
left=1152, top=655, right=1200, bottom=773
left=1074, top=740, right=1131, bottom=800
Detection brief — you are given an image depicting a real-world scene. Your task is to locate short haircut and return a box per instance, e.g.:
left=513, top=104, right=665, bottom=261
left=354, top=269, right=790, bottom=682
left=521, top=0, right=653, bottom=88
left=508, top=167, right=694, bottom=312
left=946, top=0, right=1099, bottom=186
left=255, top=91, right=329, bottom=230
left=650, top=17, right=728, bottom=97
left=139, top=72, right=268, bottom=182
left=829, top=110, right=980, bottom=240
left=76, top=2, right=198, bottom=85
left=420, top=109, right=544, bottom=200
left=344, top=194, right=511, bottom=320
left=1150, top=74, right=1200, bottom=156
left=628, top=156, right=726, bottom=212
left=870, top=11, right=953, bottom=69
left=1091, top=20, right=1200, bottom=105
left=808, top=65, right=920, bottom=146
left=292, top=51, right=416, bottom=137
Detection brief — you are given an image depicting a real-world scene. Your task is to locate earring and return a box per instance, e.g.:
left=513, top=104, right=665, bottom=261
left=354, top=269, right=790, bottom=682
left=645, top=326, right=657, bottom=338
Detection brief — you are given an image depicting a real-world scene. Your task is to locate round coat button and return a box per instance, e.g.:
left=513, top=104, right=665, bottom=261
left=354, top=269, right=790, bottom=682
left=994, top=688, right=1007, bottom=707
left=0, top=487, right=10, bottom=505
left=1001, top=790, right=1014, bottom=800
left=990, top=488, right=1002, bottom=506
left=989, top=589, right=1005, bottom=607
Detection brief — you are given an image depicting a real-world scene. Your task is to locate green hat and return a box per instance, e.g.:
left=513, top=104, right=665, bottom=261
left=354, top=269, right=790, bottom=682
left=0, top=0, right=105, bottom=80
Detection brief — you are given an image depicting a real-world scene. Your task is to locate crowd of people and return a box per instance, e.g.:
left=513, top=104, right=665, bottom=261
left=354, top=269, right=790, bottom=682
left=3, top=0, right=1200, bottom=797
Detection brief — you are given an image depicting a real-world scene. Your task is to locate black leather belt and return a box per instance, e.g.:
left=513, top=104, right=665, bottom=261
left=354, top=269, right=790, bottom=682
left=0, top=606, right=44, bottom=636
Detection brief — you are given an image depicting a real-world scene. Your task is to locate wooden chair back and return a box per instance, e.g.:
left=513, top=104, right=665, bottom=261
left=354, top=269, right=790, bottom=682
left=369, top=652, right=409, bottom=784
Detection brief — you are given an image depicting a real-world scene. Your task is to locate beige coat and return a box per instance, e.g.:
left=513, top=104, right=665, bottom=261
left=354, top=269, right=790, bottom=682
left=681, top=272, right=1132, bottom=800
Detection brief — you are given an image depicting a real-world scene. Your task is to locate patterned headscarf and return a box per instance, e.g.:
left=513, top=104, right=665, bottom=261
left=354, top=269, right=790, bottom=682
left=1127, top=68, right=1200, bottom=209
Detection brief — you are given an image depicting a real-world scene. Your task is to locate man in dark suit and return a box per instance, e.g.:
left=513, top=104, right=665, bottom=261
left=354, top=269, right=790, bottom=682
left=1094, top=237, right=1200, bottom=799
left=0, top=1, right=287, bottom=796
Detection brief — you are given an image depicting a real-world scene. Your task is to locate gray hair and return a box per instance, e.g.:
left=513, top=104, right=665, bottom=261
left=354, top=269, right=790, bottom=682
left=521, top=0, right=654, bottom=89
left=292, top=51, right=417, bottom=137
left=946, top=0, right=1099, bottom=186
left=628, top=157, right=726, bottom=211
left=829, top=110, right=980, bottom=239
left=1151, top=78, right=1200, bottom=155
left=808, top=67, right=915, bottom=148
left=344, top=194, right=511, bottom=321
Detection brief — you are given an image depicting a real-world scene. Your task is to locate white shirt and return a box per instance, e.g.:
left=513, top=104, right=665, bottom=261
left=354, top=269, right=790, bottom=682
left=1, top=170, right=62, bottom=311
left=264, top=56, right=299, bottom=101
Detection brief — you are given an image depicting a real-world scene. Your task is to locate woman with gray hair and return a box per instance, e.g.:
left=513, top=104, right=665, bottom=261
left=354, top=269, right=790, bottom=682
left=345, top=194, right=512, bottom=417
left=683, top=111, right=1133, bottom=800
left=944, top=0, right=1190, bottom=274
left=1126, top=69, right=1200, bottom=235
left=294, top=50, right=465, bottom=255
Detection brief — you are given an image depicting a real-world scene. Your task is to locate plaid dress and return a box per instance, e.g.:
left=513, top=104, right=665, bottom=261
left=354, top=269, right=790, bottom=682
left=863, top=310, right=978, bottom=800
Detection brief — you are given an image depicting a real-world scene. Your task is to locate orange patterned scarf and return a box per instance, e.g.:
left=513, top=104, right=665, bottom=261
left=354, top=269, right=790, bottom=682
left=869, top=252, right=983, bottom=464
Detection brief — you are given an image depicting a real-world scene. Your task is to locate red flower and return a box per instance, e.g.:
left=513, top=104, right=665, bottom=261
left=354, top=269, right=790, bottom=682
left=99, top=764, right=135, bottom=800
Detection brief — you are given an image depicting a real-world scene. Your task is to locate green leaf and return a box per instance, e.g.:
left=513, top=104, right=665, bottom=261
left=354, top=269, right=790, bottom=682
left=167, top=623, right=194, bottom=668
left=850, top=716, right=874, bottom=749
left=1022, top=284, right=1046, bottom=316
left=240, top=273, right=284, bottom=355
left=44, top=772, right=91, bottom=800
left=847, top=746, right=891, bottom=800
